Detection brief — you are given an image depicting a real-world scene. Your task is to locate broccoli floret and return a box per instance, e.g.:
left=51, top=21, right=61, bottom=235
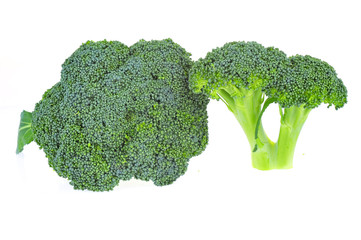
left=190, top=41, right=347, bottom=170
left=16, top=39, right=209, bottom=191
left=258, top=55, right=347, bottom=169
left=189, top=41, right=288, bottom=165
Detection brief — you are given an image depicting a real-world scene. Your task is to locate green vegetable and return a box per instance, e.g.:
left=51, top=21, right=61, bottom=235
left=16, top=110, right=34, bottom=154
left=16, top=39, right=209, bottom=191
left=189, top=41, right=347, bottom=170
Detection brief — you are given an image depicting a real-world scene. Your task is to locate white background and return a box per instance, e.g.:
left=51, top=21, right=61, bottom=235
left=1, top=0, right=360, bottom=239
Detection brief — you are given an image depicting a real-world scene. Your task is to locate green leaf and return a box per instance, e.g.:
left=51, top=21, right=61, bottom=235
left=16, top=110, right=34, bottom=154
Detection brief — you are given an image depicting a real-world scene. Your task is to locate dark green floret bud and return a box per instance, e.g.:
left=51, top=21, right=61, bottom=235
left=265, top=55, right=347, bottom=109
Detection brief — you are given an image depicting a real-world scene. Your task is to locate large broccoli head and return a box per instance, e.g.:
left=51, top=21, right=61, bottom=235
left=29, top=39, right=209, bottom=191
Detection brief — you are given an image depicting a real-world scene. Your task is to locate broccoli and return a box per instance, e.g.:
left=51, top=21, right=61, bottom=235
left=189, top=41, right=347, bottom=170
left=16, top=39, right=209, bottom=191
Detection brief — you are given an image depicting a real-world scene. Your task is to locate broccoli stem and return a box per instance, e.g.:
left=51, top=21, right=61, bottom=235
left=218, top=87, right=274, bottom=169
left=274, top=106, right=311, bottom=169
left=218, top=87, right=311, bottom=170
left=251, top=105, right=311, bottom=170
left=231, top=88, right=272, bottom=149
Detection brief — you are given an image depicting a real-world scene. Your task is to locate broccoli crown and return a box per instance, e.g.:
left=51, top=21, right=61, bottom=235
left=190, top=41, right=347, bottom=110
left=189, top=41, right=289, bottom=99
left=32, top=39, right=209, bottom=191
left=264, top=55, right=348, bottom=109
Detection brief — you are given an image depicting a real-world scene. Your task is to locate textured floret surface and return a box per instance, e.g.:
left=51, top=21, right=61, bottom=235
left=32, top=39, right=209, bottom=191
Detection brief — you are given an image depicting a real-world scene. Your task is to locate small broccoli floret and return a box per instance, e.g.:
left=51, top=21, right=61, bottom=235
left=190, top=41, right=288, bottom=157
left=190, top=42, right=347, bottom=170
left=61, top=40, right=130, bottom=86
left=265, top=55, right=347, bottom=109
left=253, top=54, right=348, bottom=169
left=16, top=39, right=209, bottom=191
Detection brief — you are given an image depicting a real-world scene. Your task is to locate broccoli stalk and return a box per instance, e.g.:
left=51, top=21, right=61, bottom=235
left=218, top=87, right=270, bottom=149
left=274, top=106, right=311, bottom=169
left=251, top=103, right=311, bottom=170
left=218, top=88, right=276, bottom=170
